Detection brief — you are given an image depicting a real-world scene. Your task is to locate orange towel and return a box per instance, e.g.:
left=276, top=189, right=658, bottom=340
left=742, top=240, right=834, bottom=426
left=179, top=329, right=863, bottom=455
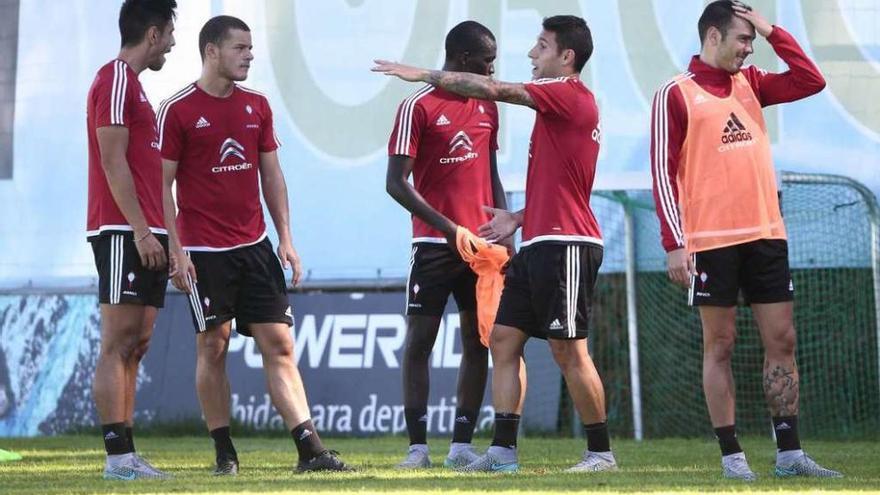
left=455, top=226, right=510, bottom=348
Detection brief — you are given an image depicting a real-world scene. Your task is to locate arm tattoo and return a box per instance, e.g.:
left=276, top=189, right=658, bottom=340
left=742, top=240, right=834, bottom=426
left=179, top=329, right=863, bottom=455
left=496, top=84, right=536, bottom=107
left=426, top=70, right=488, bottom=98
left=426, top=70, right=535, bottom=107
left=763, top=362, right=799, bottom=416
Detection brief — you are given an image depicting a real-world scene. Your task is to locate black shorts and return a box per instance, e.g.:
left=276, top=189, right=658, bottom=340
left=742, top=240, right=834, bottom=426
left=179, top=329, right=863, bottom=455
left=405, top=243, right=477, bottom=316
left=90, top=232, right=169, bottom=308
left=495, top=242, right=602, bottom=340
left=689, top=239, right=794, bottom=307
left=185, top=238, right=293, bottom=336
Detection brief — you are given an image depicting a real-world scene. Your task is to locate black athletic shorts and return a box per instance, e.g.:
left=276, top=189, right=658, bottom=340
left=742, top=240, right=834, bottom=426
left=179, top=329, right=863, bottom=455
left=689, top=239, right=794, bottom=306
left=90, top=232, right=169, bottom=308
left=495, top=242, right=603, bottom=340
left=405, top=242, right=477, bottom=316
left=185, top=238, right=293, bottom=336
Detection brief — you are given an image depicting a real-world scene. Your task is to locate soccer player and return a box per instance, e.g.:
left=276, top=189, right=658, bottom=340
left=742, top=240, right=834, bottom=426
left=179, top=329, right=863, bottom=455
left=649, top=0, right=838, bottom=480
left=158, top=16, right=348, bottom=475
left=86, top=0, right=176, bottom=481
left=385, top=21, right=507, bottom=469
left=374, top=15, right=617, bottom=473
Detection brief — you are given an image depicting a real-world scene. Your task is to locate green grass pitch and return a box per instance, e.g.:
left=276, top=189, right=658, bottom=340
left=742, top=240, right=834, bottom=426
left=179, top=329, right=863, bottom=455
left=1, top=435, right=878, bottom=494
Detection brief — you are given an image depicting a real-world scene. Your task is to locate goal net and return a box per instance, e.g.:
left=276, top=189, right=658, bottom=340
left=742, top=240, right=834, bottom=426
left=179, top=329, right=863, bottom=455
left=508, top=172, right=880, bottom=439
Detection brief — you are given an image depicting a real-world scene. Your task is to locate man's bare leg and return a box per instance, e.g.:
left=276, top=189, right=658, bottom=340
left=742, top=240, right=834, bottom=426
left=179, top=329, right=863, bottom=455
left=754, top=303, right=801, bottom=451
left=458, top=325, right=530, bottom=471
left=752, top=302, right=798, bottom=419
left=452, top=311, right=488, bottom=432
left=442, top=310, right=489, bottom=466
left=752, top=301, right=841, bottom=476
left=699, top=306, right=739, bottom=429
left=400, top=314, right=442, bottom=457
left=548, top=338, right=616, bottom=471
left=95, top=304, right=169, bottom=478
left=490, top=325, right=528, bottom=415
left=196, top=321, right=237, bottom=471
left=548, top=338, right=605, bottom=424
left=196, top=322, right=233, bottom=430
left=699, top=305, right=756, bottom=479
left=122, top=306, right=156, bottom=453
left=252, top=323, right=348, bottom=471
left=251, top=323, right=310, bottom=426
left=462, top=325, right=528, bottom=471
left=95, top=304, right=146, bottom=457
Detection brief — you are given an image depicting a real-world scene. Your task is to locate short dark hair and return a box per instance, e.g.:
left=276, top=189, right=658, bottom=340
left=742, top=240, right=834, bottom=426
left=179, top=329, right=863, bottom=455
left=698, top=1, right=737, bottom=45
left=445, top=21, right=495, bottom=60
left=542, top=15, right=593, bottom=73
left=118, top=0, right=177, bottom=48
left=199, top=16, right=251, bottom=61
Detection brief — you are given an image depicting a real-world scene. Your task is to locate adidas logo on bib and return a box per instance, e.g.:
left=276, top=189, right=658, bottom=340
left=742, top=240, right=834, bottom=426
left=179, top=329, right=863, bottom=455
left=718, top=112, right=753, bottom=152
left=196, top=116, right=211, bottom=128
left=549, top=319, right=563, bottom=330
left=435, top=114, right=450, bottom=126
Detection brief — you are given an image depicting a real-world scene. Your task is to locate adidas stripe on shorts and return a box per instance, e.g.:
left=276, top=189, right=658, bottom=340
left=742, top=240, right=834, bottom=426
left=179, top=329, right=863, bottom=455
left=184, top=238, right=293, bottom=337
left=90, top=232, right=169, bottom=308
left=495, top=242, right=602, bottom=340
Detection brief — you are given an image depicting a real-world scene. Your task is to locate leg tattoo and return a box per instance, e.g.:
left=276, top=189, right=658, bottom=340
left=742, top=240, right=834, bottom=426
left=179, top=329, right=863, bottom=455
left=763, top=362, right=799, bottom=416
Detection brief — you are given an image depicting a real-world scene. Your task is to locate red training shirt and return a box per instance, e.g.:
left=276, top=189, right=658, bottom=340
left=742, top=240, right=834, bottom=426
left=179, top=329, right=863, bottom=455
left=387, top=85, right=499, bottom=243
left=520, top=76, right=603, bottom=247
left=159, top=83, right=280, bottom=251
left=86, top=59, right=165, bottom=238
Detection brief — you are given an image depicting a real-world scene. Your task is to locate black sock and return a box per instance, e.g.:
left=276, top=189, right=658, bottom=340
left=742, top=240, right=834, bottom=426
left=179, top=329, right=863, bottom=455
left=451, top=408, right=478, bottom=444
left=210, top=426, right=238, bottom=462
left=772, top=415, right=801, bottom=452
left=125, top=426, right=135, bottom=453
left=291, top=419, right=325, bottom=462
left=102, top=422, right=131, bottom=456
left=583, top=422, right=611, bottom=453
left=491, top=413, right=520, bottom=449
left=714, top=425, right=743, bottom=456
left=404, top=407, right=428, bottom=445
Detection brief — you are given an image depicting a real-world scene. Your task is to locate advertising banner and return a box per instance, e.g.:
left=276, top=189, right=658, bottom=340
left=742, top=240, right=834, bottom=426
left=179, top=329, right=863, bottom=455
left=0, top=291, right=561, bottom=436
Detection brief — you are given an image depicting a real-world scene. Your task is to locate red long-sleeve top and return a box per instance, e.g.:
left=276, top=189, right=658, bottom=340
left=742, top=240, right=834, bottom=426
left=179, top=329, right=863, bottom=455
left=650, top=26, right=826, bottom=252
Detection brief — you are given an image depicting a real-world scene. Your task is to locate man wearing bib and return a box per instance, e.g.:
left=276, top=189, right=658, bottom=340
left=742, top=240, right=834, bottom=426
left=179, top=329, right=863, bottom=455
left=650, top=0, right=840, bottom=482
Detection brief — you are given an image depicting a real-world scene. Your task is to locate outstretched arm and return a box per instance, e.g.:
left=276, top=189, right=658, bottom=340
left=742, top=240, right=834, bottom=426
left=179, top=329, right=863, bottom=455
left=372, top=60, right=536, bottom=109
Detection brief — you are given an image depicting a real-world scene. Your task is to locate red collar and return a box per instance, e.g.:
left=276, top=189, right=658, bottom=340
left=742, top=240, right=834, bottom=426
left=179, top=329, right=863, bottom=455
left=687, top=55, right=738, bottom=84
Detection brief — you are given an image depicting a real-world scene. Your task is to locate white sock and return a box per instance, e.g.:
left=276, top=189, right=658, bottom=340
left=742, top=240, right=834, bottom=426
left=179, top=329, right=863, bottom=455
left=408, top=443, right=428, bottom=454
left=487, top=445, right=517, bottom=462
left=776, top=449, right=804, bottom=466
left=448, top=442, right=473, bottom=456
left=589, top=450, right=616, bottom=461
left=106, top=452, right=134, bottom=467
